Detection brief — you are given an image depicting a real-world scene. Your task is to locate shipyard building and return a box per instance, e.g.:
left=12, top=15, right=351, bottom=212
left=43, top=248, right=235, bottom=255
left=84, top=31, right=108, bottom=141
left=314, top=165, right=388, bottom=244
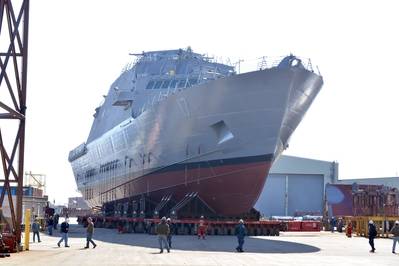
left=255, top=155, right=399, bottom=217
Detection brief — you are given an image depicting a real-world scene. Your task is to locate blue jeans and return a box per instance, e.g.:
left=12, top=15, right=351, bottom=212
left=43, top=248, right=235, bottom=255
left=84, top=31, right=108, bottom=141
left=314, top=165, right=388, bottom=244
left=167, top=235, right=172, bottom=248
left=158, top=235, right=169, bottom=252
left=393, top=237, right=399, bottom=252
left=86, top=233, right=96, bottom=248
left=369, top=236, right=375, bottom=251
left=48, top=226, right=53, bottom=235
left=237, top=237, right=244, bottom=251
left=33, top=231, right=40, bottom=242
left=58, top=233, right=68, bottom=246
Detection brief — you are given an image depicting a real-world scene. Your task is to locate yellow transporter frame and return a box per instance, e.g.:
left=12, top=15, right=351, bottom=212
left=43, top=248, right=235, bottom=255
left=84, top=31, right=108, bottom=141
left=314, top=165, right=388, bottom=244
left=347, top=216, right=399, bottom=238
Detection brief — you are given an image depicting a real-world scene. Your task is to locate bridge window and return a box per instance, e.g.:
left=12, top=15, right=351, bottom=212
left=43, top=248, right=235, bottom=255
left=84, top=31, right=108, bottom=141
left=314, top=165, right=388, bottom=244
left=170, top=79, right=178, bottom=88
left=177, top=79, right=186, bottom=88
left=146, top=80, right=154, bottom=89
left=161, top=80, right=170, bottom=89
left=153, top=81, right=162, bottom=89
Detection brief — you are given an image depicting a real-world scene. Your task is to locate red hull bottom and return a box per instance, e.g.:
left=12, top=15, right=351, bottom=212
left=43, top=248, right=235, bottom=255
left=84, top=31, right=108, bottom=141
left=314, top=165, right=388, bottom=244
left=112, top=157, right=272, bottom=216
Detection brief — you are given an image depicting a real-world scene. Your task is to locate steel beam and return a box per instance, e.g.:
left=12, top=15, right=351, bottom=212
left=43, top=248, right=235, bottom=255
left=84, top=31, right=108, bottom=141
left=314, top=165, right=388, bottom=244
left=0, top=0, right=29, bottom=245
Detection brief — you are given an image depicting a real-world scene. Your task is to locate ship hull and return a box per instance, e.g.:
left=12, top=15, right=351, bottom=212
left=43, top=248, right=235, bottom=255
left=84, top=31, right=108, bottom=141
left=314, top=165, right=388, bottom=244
left=106, top=154, right=272, bottom=215
left=70, top=66, right=323, bottom=216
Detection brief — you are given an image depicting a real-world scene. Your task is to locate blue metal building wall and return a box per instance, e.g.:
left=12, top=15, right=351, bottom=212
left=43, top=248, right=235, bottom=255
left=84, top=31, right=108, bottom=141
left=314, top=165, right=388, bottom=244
left=255, top=175, right=285, bottom=216
left=287, top=174, right=324, bottom=215
left=0, top=186, right=33, bottom=196
left=255, top=174, right=324, bottom=217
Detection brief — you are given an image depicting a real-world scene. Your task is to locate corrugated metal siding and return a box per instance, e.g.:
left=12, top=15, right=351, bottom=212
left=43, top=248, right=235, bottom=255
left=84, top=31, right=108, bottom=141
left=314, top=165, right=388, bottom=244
left=255, top=174, right=324, bottom=217
left=255, top=175, right=285, bottom=216
left=287, top=174, right=324, bottom=215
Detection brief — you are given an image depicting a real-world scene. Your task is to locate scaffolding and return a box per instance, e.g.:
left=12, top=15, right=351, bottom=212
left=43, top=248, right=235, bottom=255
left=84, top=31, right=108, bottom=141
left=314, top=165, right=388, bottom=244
left=24, top=171, right=46, bottom=195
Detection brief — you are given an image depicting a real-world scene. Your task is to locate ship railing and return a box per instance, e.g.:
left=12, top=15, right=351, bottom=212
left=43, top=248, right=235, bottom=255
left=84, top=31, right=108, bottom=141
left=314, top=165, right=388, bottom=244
left=256, top=56, right=320, bottom=75
left=120, top=56, right=142, bottom=74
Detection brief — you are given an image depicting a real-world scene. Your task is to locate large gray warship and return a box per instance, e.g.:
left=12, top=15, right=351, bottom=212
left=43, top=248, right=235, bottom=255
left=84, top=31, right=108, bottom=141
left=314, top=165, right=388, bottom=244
left=69, top=47, right=323, bottom=216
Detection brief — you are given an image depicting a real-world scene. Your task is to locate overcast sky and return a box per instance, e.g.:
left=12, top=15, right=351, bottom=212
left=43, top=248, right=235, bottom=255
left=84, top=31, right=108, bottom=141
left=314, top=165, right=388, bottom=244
left=14, top=0, right=399, bottom=205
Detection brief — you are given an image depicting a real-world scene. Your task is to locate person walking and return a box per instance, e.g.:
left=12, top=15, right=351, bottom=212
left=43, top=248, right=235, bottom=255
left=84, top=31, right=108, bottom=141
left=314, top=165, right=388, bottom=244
left=32, top=218, right=41, bottom=243
left=156, top=217, right=170, bottom=253
left=390, top=220, right=399, bottom=254
left=198, top=216, right=206, bottom=239
left=235, top=219, right=246, bottom=252
left=166, top=218, right=174, bottom=249
left=330, top=217, right=336, bottom=233
left=57, top=218, right=70, bottom=247
left=53, top=214, right=59, bottom=230
left=337, top=218, right=344, bottom=233
left=368, top=220, right=377, bottom=253
left=47, top=216, right=54, bottom=235
left=85, top=217, right=97, bottom=249
left=346, top=221, right=352, bottom=238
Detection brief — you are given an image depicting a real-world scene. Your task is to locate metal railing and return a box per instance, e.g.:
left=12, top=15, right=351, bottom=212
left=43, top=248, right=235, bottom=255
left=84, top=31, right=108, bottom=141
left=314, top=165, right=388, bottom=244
left=257, top=56, right=318, bottom=74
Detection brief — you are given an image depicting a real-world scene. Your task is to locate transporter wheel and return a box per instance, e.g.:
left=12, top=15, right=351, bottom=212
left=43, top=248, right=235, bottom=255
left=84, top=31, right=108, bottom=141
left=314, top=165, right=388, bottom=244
left=261, top=227, right=267, bottom=236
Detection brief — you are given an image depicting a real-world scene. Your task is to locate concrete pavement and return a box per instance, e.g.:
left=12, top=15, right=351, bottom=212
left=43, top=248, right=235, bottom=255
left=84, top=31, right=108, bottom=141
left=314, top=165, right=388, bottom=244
left=1, top=223, right=398, bottom=266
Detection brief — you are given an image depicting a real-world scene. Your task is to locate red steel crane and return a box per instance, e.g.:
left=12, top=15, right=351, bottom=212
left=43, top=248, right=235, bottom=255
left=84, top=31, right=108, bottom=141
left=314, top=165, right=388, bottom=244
left=0, top=0, right=30, bottom=249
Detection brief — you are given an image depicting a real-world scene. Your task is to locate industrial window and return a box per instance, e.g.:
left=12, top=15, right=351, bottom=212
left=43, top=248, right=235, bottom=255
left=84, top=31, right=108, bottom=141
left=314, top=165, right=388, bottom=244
left=146, top=80, right=155, bottom=89
left=177, top=79, right=186, bottom=88
left=99, top=159, right=119, bottom=173
left=161, top=80, right=170, bottom=89
left=153, top=81, right=162, bottom=89
left=170, top=79, right=178, bottom=88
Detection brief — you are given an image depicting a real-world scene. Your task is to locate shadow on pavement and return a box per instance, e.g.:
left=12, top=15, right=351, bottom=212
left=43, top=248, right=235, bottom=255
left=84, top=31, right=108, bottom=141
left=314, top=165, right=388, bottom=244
left=57, top=224, right=320, bottom=254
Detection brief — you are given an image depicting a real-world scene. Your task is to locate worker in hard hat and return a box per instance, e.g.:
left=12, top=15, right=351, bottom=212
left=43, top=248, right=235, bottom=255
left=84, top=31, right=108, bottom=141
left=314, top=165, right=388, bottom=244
left=197, top=216, right=206, bottom=240
left=156, top=216, right=170, bottom=253
left=84, top=217, right=97, bottom=249
left=345, top=221, right=352, bottom=238
left=32, top=218, right=41, bottom=243
left=166, top=218, right=174, bottom=249
left=389, top=221, right=399, bottom=254
left=235, top=219, right=246, bottom=252
left=368, top=220, right=377, bottom=253
left=330, top=217, right=336, bottom=233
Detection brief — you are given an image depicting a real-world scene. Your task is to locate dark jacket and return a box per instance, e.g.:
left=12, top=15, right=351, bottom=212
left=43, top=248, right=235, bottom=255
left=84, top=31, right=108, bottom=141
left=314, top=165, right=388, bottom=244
left=369, top=224, right=377, bottom=238
left=156, top=222, right=170, bottom=236
left=47, top=218, right=54, bottom=226
left=60, top=222, right=69, bottom=233
left=32, top=221, right=40, bottom=232
left=54, top=214, right=59, bottom=224
left=167, top=222, right=174, bottom=236
left=390, top=225, right=399, bottom=237
left=235, top=224, right=246, bottom=239
left=87, top=222, right=94, bottom=234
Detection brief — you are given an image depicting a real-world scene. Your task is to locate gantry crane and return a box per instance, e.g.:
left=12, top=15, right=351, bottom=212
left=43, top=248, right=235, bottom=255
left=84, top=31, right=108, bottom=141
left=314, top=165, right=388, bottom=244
left=0, top=0, right=30, bottom=248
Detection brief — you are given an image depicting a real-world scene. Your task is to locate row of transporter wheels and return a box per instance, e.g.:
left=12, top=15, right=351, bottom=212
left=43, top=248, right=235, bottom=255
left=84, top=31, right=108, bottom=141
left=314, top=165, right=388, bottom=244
left=88, top=219, right=280, bottom=236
